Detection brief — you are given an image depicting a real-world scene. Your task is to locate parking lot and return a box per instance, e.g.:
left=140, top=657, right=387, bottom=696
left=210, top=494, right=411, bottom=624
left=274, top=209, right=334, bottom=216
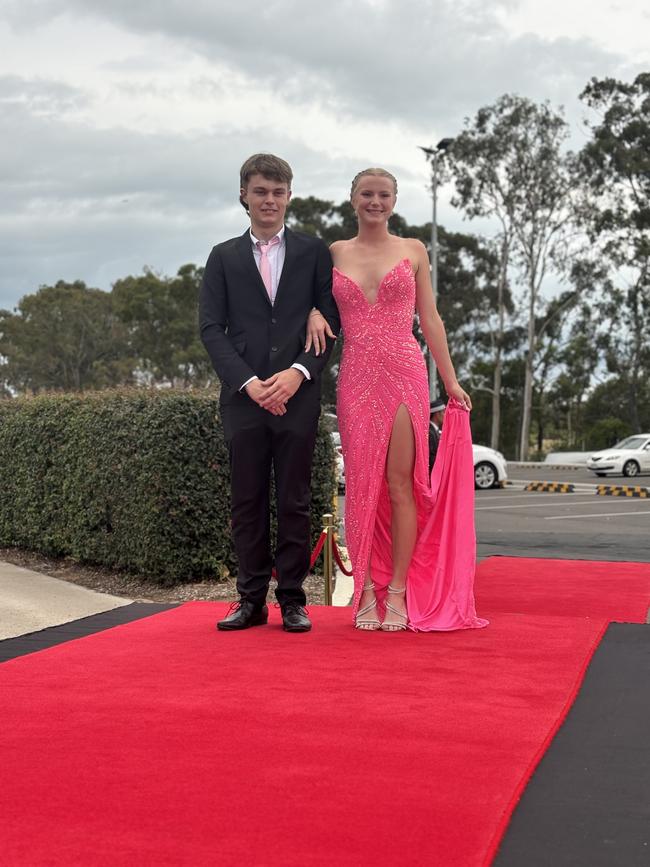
left=476, top=485, right=650, bottom=562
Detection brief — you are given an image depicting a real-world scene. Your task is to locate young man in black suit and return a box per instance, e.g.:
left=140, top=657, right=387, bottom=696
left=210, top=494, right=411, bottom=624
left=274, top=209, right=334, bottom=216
left=200, top=153, right=339, bottom=632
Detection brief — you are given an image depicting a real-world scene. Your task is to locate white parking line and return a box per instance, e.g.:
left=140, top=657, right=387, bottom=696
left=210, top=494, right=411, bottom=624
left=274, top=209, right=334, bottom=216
left=545, top=509, right=650, bottom=520
left=476, top=492, right=576, bottom=503
left=475, top=500, right=602, bottom=512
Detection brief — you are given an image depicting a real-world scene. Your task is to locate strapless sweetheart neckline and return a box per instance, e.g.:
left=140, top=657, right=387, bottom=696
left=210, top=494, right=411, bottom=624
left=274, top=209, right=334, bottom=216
left=332, top=257, right=412, bottom=307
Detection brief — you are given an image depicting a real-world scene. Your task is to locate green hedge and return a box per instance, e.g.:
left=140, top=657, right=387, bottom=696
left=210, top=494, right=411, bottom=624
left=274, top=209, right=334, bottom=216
left=0, top=389, right=337, bottom=584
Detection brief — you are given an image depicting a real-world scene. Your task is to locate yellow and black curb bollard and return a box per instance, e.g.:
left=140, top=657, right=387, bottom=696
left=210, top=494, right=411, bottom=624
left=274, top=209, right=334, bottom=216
left=524, top=482, right=575, bottom=493
left=596, top=485, right=649, bottom=498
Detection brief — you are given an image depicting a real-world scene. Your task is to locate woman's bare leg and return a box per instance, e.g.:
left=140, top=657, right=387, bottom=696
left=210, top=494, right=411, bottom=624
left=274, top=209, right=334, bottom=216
left=355, top=569, right=379, bottom=630
left=383, top=404, right=416, bottom=626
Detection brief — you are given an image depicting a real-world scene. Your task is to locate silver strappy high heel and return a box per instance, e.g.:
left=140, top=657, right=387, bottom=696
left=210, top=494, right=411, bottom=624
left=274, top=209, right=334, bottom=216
left=381, top=585, right=408, bottom=632
left=355, top=581, right=381, bottom=631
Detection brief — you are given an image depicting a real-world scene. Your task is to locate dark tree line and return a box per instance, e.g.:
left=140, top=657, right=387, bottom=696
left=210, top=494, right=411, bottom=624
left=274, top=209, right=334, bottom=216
left=0, top=266, right=213, bottom=394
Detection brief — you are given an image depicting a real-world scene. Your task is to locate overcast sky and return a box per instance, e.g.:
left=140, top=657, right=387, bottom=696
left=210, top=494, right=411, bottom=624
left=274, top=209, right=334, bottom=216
left=1, top=0, right=648, bottom=309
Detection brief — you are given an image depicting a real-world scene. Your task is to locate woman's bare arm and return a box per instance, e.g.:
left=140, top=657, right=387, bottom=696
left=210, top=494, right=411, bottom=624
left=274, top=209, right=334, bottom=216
left=412, top=240, right=472, bottom=410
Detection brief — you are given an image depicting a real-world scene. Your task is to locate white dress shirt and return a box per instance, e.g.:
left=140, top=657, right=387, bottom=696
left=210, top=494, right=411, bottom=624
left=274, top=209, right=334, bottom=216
left=240, top=225, right=310, bottom=391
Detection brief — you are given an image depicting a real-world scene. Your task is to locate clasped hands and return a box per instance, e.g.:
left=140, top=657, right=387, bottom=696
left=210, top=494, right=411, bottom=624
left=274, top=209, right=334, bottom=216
left=246, top=310, right=335, bottom=414
left=245, top=369, right=304, bottom=416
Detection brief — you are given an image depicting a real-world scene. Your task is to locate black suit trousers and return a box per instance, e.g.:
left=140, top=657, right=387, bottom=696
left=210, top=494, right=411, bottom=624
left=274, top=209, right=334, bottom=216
left=221, top=387, right=320, bottom=607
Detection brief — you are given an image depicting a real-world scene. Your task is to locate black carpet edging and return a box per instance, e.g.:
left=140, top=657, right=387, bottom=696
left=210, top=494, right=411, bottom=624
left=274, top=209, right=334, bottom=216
left=0, top=603, right=178, bottom=663
left=495, top=622, right=650, bottom=867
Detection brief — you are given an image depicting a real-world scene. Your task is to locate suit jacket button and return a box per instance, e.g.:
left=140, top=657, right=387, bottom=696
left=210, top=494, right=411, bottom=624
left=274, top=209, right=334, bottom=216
left=271, top=346, right=278, bottom=352
left=271, top=317, right=277, bottom=324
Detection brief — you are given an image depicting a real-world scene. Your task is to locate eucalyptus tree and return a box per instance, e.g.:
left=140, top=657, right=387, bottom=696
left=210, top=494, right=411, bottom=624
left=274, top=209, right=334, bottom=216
left=436, top=232, right=520, bottom=449
left=550, top=300, right=602, bottom=447
left=579, top=73, right=650, bottom=432
left=449, top=95, right=581, bottom=458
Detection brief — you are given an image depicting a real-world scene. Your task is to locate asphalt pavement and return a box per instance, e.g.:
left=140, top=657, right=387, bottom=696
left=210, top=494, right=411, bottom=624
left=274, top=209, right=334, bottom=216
left=473, top=463, right=649, bottom=561
left=476, top=485, right=650, bottom=562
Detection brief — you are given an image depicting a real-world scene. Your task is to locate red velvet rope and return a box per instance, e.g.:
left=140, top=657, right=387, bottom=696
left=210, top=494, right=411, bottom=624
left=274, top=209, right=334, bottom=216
left=269, top=530, right=354, bottom=578
left=332, top=536, right=354, bottom=576
left=309, top=530, right=327, bottom=569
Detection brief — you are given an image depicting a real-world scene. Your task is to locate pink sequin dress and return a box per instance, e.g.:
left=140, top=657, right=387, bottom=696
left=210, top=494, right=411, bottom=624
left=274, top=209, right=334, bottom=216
left=333, top=257, right=488, bottom=632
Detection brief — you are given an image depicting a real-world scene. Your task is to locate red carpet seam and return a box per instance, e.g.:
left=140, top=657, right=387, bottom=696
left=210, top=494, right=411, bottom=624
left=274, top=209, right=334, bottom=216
left=481, top=618, right=610, bottom=867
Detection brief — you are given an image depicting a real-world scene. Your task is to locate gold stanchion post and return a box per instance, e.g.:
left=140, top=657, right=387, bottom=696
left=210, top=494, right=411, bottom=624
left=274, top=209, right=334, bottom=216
left=323, top=513, right=334, bottom=605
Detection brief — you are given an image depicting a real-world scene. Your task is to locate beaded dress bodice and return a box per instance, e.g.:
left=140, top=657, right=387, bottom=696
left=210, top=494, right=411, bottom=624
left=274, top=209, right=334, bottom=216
left=333, top=258, right=425, bottom=391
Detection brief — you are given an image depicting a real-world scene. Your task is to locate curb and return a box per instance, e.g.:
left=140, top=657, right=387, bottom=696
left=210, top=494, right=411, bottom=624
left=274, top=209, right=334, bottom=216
left=513, top=480, right=650, bottom=497
left=508, top=462, right=585, bottom=471
left=596, top=484, right=650, bottom=498
left=524, top=482, right=575, bottom=493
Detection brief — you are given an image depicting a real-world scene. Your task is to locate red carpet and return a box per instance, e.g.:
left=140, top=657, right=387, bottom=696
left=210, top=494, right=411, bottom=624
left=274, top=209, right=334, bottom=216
left=2, top=557, right=649, bottom=866
left=476, top=556, right=650, bottom=622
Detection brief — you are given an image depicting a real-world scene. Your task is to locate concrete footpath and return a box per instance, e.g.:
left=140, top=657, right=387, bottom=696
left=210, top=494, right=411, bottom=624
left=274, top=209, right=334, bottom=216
left=0, top=561, right=130, bottom=641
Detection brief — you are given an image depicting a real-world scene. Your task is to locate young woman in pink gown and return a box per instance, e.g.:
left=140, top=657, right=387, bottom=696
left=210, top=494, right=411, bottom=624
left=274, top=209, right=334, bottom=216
left=329, top=168, right=488, bottom=633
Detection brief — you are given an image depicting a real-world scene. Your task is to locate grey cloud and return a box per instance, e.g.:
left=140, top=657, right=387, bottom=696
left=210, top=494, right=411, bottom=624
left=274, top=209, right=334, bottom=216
left=1, top=82, right=233, bottom=208
left=0, top=76, right=364, bottom=214
left=5, top=0, right=625, bottom=133
left=0, top=77, right=366, bottom=305
left=0, top=74, right=89, bottom=116
left=101, top=55, right=176, bottom=73
left=0, top=0, right=63, bottom=30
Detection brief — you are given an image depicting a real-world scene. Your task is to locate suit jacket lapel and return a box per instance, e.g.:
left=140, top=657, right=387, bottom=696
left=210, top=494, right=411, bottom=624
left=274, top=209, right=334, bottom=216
left=274, top=226, right=298, bottom=308
left=235, top=229, right=272, bottom=307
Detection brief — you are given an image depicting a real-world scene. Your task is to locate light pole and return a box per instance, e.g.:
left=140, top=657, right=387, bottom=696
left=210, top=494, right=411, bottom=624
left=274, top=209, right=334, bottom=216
left=419, top=137, right=454, bottom=400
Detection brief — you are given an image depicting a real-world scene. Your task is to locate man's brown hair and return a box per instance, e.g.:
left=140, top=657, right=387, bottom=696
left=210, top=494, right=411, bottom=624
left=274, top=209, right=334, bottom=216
left=239, top=153, right=293, bottom=212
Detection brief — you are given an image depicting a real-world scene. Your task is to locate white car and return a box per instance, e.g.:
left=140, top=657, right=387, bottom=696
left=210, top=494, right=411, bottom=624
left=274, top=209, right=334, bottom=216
left=331, top=433, right=507, bottom=492
left=586, top=434, right=650, bottom=478
left=472, top=444, right=508, bottom=490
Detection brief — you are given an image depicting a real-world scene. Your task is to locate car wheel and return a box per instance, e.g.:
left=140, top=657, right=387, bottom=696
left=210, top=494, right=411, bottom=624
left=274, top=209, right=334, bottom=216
left=474, top=461, right=497, bottom=490
left=623, top=460, right=640, bottom=478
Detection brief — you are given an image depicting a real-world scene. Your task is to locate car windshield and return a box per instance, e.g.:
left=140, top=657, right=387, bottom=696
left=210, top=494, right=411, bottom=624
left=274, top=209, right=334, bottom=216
left=613, top=436, right=647, bottom=451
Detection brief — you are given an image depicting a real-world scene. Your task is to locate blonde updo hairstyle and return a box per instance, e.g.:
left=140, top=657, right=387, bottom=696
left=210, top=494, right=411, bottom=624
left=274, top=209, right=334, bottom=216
left=350, top=167, right=398, bottom=201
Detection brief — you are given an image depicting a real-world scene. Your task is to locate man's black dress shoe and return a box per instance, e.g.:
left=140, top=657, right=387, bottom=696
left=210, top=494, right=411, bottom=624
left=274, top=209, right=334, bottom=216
left=281, top=602, right=312, bottom=633
left=217, top=600, right=268, bottom=631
